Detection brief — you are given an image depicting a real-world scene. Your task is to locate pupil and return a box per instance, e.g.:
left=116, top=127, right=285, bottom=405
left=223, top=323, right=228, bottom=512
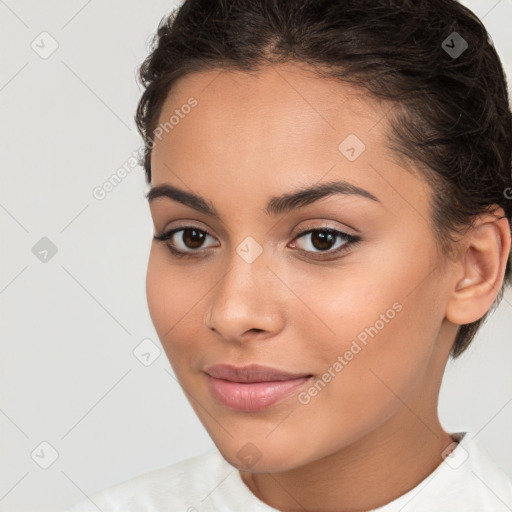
left=183, top=229, right=205, bottom=249
left=312, top=231, right=335, bottom=251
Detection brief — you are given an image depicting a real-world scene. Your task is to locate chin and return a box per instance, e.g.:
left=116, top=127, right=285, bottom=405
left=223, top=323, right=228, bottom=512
left=220, top=446, right=301, bottom=473
left=208, top=429, right=317, bottom=473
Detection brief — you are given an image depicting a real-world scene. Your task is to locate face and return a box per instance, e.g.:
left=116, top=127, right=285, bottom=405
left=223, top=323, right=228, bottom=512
left=146, top=62, right=456, bottom=473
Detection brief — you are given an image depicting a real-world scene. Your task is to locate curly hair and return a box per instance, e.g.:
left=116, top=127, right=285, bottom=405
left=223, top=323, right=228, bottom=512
left=135, top=0, right=512, bottom=358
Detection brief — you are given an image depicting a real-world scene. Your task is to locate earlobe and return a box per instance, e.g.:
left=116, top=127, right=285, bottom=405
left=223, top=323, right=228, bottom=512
left=445, top=209, right=511, bottom=326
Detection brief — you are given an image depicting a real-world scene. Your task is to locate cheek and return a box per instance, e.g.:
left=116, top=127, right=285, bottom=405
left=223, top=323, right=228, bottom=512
left=288, top=240, right=442, bottom=407
left=145, top=249, right=173, bottom=337
left=282, top=280, right=439, bottom=465
left=145, top=247, right=211, bottom=368
left=145, top=249, right=190, bottom=354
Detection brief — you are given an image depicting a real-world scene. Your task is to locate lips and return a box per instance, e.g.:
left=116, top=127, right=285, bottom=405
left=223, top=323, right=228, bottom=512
left=204, top=363, right=312, bottom=383
left=204, top=364, right=313, bottom=411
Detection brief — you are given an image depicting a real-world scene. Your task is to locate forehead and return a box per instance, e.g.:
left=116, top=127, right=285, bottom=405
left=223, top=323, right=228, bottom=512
left=155, top=62, right=389, bottom=152
left=150, top=62, right=430, bottom=217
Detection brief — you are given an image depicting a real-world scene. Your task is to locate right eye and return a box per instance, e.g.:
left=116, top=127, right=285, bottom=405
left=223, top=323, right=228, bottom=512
left=153, top=226, right=218, bottom=258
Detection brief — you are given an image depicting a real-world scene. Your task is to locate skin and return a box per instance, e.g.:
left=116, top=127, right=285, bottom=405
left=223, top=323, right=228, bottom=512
left=145, top=62, right=511, bottom=511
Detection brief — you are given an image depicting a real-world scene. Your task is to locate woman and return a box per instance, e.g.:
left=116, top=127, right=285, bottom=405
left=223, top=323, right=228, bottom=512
left=68, top=0, right=512, bottom=510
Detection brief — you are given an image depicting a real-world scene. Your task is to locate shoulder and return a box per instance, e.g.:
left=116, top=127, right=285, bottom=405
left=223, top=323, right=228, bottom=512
left=459, top=432, right=512, bottom=508
left=65, top=449, right=227, bottom=512
left=377, top=432, right=512, bottom=512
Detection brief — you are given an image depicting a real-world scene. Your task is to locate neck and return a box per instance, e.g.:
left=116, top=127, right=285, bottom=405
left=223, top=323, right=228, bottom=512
left=241, top=409, right=455, bottom=512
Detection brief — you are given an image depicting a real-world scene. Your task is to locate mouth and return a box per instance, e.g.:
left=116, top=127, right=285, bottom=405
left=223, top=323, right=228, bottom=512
left=204, top=363, right=312, bottom=382
left=204, top=364, right=314, bottom=412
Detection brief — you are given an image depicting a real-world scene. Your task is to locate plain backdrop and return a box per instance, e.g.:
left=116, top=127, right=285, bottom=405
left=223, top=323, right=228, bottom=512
left=1, top=1, right=511, bottom=511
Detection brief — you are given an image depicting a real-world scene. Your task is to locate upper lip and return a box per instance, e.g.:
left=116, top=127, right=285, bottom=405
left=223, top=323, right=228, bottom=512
left=204, top=364, right=312, bottom=383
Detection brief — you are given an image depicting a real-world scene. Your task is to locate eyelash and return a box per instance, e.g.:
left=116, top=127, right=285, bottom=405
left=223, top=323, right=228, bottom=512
left=153, top=225, right=362, bottom=261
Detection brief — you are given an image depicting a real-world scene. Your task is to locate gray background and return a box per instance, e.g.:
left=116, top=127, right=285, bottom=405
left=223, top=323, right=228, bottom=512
left=0, top=1, right=511, bottom=511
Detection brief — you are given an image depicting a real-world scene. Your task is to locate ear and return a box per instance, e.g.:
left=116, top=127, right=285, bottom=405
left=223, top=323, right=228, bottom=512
left=445, top=207, right=511, bottom=326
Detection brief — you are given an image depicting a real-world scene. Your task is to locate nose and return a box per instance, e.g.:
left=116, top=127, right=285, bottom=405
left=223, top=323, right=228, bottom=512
left=204, top=243, right=285, bottom=344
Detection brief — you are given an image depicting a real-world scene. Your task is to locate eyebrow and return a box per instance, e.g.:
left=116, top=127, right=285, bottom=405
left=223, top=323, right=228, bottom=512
left=146, top=180, right=382, bottom=219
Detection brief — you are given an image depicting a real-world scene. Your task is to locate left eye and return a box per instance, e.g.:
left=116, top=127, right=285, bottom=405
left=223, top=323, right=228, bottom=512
left=291, top=228, right=360, bottom=255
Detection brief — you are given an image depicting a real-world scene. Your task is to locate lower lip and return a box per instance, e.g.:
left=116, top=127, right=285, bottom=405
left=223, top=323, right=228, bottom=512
left=207, top=375, right=313, bottom=412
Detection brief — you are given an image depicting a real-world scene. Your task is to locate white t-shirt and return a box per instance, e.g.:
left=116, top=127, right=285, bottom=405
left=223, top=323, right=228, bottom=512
left=66, top=432, right=512, bottom=511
